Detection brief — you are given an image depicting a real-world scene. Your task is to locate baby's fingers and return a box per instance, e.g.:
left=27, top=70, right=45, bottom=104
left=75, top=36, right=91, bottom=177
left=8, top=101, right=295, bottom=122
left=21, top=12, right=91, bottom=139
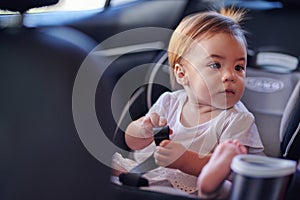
left=158, top=116, right=167, bottom=127
left=232, top=139, right=248, bottom=154
left=147, top=112, right=167, bottom=127
left=141, top=116, right=153, bottom=129
left=154, top=147, right=172, bottom=166
left=140, top=116, right=155, bottom=137
left=154, top=154, right=169, bottom=167
left=239, top=145, right=248, bottom=154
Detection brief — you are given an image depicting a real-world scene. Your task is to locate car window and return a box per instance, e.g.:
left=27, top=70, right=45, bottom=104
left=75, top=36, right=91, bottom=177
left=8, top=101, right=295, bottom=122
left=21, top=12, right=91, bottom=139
left=0, top=0, right=138, bottom=14
left=29, top=0, right=106, bottom=12
left=110, top=0, right=138, bottom=6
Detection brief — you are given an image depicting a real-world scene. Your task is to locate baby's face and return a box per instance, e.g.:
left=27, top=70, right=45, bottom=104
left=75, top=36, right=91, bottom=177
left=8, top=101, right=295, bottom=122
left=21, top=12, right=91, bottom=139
left=182, top=32, right=247, bottom=109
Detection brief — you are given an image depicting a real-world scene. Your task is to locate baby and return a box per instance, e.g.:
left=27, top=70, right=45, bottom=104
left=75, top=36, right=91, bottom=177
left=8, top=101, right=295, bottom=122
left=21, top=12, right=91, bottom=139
left=113, top=7, right=264, bottom=199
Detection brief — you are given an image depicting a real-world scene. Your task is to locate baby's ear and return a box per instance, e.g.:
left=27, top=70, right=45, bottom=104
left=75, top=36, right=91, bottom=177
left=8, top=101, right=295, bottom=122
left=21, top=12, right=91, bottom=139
left=174, top=64, right=188, bottom=85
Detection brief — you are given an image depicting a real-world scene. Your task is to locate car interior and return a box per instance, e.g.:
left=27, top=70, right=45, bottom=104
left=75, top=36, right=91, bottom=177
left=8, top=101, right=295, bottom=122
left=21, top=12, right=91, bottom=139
left=0, top=0, right=299, bottom=199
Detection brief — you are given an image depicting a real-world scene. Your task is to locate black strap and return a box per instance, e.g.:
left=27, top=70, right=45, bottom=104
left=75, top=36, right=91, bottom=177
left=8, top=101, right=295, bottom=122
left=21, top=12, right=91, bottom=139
left=153, top=126, right=171, bottom=146
left=119, top=125, right=171, bottom=187
left=119, top=172, right=149, bottom=187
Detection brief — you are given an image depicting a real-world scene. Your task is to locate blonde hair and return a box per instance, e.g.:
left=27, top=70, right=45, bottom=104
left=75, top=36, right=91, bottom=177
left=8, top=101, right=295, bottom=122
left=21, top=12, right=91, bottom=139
left=168, top=7, right=247, bottom=70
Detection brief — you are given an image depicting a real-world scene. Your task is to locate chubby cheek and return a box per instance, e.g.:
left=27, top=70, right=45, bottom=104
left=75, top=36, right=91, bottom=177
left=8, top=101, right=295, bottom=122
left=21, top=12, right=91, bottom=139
left=236, top=76, right=246, bottom=94
left=189, top=76, right=216, bottom=103
left=202, top=73, right=223, bottom=94
left=236, top=81, right=246, bottom=99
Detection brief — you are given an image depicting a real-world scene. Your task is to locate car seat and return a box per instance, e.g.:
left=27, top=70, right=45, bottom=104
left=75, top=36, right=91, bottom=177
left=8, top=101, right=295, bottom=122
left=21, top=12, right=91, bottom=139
left=0, top=1, right=113, bottom=200
left=231, top=2, right=300, bottom=198
left=238, top=0, right=300, bottom=157
left=110, top=52, right=299, bottom=200
left=280, top=80, right=300, bottom=200
left=106, top=1, right=300, bottom=199
left=108, top=49, right=299, bottom=199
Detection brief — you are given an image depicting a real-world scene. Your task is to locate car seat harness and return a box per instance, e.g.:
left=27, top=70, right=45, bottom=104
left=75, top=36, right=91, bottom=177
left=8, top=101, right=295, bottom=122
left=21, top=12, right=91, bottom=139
left=119, top=126, right=172, bottom=187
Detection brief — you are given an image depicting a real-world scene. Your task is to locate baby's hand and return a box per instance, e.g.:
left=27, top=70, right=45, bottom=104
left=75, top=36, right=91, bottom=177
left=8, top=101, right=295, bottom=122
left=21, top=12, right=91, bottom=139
left=154, top=140, right=186, bottom=169
left=212, top=139, right=247, bottom=163
left=140, top=112, right=167, bottom=138
left=232, top=139, right=248, bottom=154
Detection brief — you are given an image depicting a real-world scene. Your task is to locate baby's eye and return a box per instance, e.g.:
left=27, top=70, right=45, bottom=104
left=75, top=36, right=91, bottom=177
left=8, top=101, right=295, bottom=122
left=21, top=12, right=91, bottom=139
left=235, top=65, right=245, bottom=71
left=209, top=63, right=221, bottom=69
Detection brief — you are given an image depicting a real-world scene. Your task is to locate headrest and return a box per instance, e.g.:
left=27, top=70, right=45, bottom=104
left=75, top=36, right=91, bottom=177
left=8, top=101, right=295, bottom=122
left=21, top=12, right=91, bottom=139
left=0, top=0, right=59, bottom=13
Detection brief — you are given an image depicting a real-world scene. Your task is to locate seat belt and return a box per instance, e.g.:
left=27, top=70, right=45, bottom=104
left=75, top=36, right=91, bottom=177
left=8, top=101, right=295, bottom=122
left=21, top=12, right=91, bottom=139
left=119, top=126, right=172, bottom=187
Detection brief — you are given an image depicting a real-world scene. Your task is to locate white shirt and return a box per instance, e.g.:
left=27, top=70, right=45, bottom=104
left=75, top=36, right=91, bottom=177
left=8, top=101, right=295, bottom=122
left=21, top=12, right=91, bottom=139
left=133, top=90, right=264, bottom=193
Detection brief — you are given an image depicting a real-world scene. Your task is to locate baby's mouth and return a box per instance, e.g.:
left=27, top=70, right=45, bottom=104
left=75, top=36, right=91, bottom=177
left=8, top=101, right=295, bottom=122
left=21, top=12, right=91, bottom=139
left=224, top=89, right=235, bottom=94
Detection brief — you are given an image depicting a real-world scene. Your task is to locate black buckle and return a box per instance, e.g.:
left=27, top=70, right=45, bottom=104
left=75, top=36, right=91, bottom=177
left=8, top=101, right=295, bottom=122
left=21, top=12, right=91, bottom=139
left=154, top=125, right=171, bottom=146
left=119, top=126, right=171, bottom=187
left=119, top=172, right=149, bottom=187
